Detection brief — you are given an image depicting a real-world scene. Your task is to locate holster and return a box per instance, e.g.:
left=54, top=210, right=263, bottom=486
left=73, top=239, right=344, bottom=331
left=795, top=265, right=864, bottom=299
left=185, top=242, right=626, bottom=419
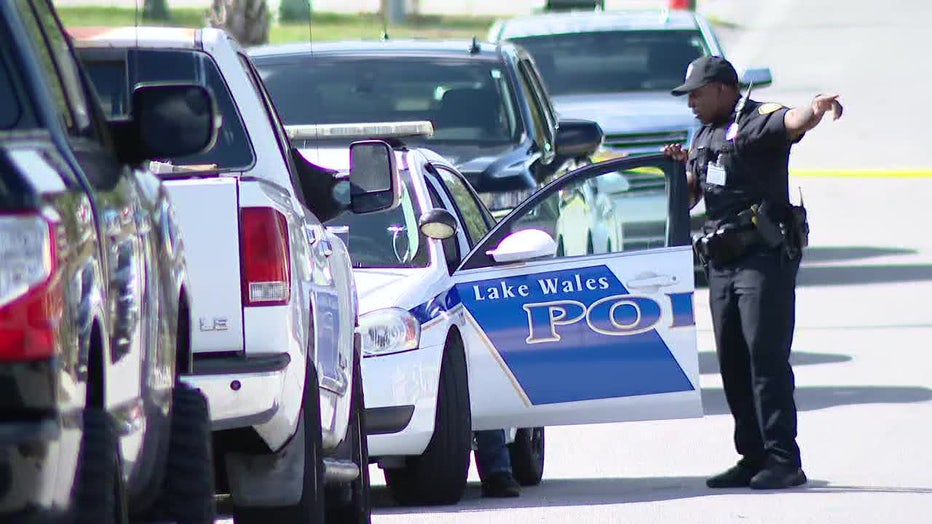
left=693, top=223, right=762, bottom=266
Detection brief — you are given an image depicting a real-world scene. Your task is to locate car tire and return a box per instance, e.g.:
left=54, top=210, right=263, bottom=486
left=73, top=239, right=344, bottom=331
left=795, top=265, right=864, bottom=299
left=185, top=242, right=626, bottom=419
left=146, top=383, right=215, bottom=522
left=384, top=334, right=471, bottom=506
left=74, top=408, right=128, bottom=524
left=508, top=427, right=545, bottom=486
left=233, top=365, right=326, bottom=523
left=326, top=338, right=371, bottom=523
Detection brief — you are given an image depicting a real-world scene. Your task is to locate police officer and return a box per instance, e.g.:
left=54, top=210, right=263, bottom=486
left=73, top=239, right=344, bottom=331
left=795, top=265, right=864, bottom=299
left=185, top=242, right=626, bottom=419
left=663, top=56, right=842, bottom=489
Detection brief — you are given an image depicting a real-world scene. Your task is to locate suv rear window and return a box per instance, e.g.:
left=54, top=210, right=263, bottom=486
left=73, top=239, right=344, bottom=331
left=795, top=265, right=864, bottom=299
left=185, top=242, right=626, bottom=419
left=82, top=48, right=254, bottom=172
left=511, top=30, right=707, bottom=95
left=258, top=57, right=521, bottom=145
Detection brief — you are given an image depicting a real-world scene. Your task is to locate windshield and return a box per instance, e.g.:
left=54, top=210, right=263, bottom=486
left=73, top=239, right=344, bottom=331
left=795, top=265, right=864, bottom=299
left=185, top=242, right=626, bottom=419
left=82, top=48, right=254, bottom=173
left=326, top=175, right=429, bottom=269
left=511, top=30, right=707, bottom=96
left=258, top=57, right=521, bottom=145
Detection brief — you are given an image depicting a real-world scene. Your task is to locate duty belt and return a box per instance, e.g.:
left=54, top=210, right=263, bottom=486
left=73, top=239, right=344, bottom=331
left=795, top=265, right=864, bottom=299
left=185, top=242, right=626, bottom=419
left=693, top=223, right=764, bottom=266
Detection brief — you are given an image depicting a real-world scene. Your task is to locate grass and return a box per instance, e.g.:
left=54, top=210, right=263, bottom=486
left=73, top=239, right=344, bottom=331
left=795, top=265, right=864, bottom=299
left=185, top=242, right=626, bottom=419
left=56, top=6, right=497, bottom=44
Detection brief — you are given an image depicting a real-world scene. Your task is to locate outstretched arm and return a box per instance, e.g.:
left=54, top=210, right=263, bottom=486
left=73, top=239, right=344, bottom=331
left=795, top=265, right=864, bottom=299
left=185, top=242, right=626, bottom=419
left=785, top=93, right=843, bottom=141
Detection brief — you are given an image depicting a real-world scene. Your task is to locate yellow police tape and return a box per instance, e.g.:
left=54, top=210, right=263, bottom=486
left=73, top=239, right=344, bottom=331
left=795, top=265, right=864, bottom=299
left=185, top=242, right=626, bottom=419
left=791, top=169, right=932, bottom=178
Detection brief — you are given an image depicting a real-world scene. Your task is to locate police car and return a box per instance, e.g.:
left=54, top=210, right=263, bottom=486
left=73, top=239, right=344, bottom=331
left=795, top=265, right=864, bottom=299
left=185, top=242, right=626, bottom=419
left=294, top=121, right=702, bottom=506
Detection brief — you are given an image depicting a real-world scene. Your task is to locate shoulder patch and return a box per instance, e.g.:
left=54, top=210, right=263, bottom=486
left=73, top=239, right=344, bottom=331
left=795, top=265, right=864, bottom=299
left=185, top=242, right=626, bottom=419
left=758, top=102, right=784, bottom=115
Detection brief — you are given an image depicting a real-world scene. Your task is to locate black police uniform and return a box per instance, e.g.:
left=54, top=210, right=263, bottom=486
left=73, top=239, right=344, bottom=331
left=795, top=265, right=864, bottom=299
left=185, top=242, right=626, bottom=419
left=689, top=98, right=803, bottom=471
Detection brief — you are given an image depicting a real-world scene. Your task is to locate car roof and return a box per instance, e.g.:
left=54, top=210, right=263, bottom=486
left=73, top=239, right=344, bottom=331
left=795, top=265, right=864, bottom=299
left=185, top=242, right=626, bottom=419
left=492, top=9, right=701, bottom=40
left=249, top=39, right=510, bottom=63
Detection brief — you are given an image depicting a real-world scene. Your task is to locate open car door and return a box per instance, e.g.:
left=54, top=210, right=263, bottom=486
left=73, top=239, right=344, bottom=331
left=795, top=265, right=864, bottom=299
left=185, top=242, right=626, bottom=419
left=452, top=154, right=701, bottom=430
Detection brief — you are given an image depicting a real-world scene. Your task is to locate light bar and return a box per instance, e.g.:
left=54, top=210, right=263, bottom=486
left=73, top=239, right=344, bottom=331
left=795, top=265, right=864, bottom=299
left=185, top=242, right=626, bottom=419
left=285, top=121, right=434, bottom=141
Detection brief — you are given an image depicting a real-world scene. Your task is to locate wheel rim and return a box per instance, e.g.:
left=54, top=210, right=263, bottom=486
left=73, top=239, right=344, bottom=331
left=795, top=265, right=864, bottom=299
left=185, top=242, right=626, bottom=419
left=531, top=427, right=544, bottom=467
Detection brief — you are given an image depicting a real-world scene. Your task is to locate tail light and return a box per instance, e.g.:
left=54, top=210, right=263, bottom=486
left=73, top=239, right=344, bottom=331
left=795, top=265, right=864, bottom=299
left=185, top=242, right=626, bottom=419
left=0, top=214, right=62, bottom=361
left=240, top=207, right=291, bottom=307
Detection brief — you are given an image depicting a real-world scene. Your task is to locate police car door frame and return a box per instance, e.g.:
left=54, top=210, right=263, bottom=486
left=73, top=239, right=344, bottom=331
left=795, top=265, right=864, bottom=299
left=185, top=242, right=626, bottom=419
left=452, top=154, right=701, bottom=431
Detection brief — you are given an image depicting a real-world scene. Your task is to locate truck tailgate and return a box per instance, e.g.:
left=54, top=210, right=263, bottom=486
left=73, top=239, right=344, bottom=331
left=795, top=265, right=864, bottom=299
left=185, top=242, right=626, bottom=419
left=164, top=177, right=244, bottom=354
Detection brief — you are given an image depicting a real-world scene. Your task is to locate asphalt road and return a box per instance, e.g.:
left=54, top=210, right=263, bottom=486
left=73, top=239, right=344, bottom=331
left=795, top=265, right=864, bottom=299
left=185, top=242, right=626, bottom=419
left=194, top=0, right=932, bottom=522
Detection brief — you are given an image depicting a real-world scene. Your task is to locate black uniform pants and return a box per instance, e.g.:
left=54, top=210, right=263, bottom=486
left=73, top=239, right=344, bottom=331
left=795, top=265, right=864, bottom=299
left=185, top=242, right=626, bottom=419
left=707, top=248, right=802, bottom=468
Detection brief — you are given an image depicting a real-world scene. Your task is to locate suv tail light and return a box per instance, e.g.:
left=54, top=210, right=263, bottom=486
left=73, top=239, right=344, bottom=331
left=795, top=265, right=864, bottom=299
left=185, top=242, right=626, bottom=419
left=0, top=214, right=61, bottom=361
left=240, top=207, right=291, bottom=307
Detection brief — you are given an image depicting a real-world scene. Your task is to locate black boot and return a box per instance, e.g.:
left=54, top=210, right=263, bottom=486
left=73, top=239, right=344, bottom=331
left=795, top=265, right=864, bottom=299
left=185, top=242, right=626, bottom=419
left=481, top=472, right=521, bottom=498
left=750, top=465, right=807, bottom=489
left=706, top=460, right=761, bottom=488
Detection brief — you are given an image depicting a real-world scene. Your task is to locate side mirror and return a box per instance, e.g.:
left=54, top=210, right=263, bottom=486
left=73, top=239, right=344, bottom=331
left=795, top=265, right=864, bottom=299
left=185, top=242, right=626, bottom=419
left=739, top=67, right=773, bottom=88
left=418, top=209, right=458, bottom=240
left=487, top=229, right=556, bottom=263
left=349, top=140, right=402, bottom=214
left=132, top=83, right=218, bottom=159
left=555, top=119, right=604, bottom=159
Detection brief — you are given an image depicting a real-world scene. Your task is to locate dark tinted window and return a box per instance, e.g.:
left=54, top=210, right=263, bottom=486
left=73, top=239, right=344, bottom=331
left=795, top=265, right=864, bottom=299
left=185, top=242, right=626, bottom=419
left=257, top=57, right=521, bottom=145
left=0, top=40, right=23, bottom=129
left=27, top=0, right=92, bottom=132
left=16, top=0, right=73, bottom=130
left=83, top=48, right=254, bottom=172
left=512, top=30, right=707, bottom=95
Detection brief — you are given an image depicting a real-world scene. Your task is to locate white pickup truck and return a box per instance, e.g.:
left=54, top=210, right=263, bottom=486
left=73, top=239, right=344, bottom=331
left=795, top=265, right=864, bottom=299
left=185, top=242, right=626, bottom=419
left=75, top=27, right=402, bottom=521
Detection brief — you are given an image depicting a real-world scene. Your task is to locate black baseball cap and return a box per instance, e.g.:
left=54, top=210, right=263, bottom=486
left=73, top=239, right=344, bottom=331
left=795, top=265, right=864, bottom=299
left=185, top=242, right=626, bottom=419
left=671, top=56, right=739, bottom=96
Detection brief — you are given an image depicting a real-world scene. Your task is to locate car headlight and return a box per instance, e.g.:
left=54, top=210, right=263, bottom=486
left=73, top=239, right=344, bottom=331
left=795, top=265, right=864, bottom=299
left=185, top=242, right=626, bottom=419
left=358, top=308, right=421, bottom=357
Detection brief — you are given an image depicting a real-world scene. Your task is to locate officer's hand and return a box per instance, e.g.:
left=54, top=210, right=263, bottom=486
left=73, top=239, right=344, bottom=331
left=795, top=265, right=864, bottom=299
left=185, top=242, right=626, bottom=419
left=663, top=143, right=688, bottom=163
left=812, top=93, right=843, bottom=121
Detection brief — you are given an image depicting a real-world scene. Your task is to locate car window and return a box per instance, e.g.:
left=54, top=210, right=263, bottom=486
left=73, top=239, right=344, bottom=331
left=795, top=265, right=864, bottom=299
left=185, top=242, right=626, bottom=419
left=16, top=0, right=74, bottom=130
left=257, top=56, right=522, bottom=146
left=519, top=58, right=556, bottom=153
left=425, top=178, right=463, bottom=273
left=482, top=165, right=670, bottom=260
left=22, top=0, right=91, bottom=132
left=514, top=60, right=552, bottom=155
left=83, top=48, right=254, bottom=173
left=433, top=166, right=490, bottom=246
left=0, top=34, right=25, bottom=129
left=325, top=175, right=429, bottom=269
left=511, top=30, right=707, bottom=95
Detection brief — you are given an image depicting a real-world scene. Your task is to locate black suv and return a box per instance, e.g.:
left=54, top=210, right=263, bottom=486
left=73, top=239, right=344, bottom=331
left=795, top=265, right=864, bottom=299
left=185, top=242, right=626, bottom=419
left=1, top=0, right=216, bottom=520
left=249, top=39, right=603, bottom=214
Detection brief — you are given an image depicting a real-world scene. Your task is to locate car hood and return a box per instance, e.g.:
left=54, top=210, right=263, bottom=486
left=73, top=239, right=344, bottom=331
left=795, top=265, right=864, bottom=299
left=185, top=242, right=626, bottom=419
left=421, top=142, right=516, bottom=170
left=354, top=267, right=436, bottom=314
left=553, top=92, right=699, bottom=133
left=422, top=141, right=539, bottom=192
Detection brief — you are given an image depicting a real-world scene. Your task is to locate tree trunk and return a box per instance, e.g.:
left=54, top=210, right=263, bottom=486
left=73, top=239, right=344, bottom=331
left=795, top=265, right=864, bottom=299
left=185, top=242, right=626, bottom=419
left=143, top=0, right=171, bottom=20
left=207, top=0, right=270, bottom=47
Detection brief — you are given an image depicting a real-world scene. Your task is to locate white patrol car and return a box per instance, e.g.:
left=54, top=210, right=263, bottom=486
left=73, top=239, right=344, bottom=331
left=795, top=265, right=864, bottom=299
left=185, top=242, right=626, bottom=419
left=296, top=122, right=703, bottom=506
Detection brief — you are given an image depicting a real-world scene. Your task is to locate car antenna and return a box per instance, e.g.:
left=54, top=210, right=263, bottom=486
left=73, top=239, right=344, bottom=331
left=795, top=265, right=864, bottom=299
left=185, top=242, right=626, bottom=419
left=303, top=1, right=320, bottom=152
left=381, top=8, right=390, bottom=40
left=468, top=36, right=480, bottom=55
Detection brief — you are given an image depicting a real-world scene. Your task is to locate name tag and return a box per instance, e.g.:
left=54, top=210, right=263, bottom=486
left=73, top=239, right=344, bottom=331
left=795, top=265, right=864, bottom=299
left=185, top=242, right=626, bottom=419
left=707, top=162, right=727, bottom=186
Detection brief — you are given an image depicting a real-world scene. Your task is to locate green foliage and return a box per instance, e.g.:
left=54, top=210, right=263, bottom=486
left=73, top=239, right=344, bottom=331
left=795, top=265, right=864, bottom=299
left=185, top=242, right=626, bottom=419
left=279, top=0, right=311, bottom=23
left=57, top=7, right=206, bottom=28
left=55, top=6, right=495, bottom=44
